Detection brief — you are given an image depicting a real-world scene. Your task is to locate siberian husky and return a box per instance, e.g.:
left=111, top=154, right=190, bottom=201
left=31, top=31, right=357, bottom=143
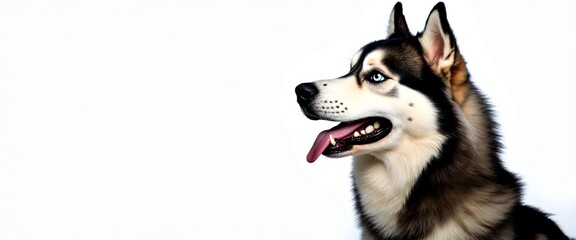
left=295, top=2, right=571, bottom=239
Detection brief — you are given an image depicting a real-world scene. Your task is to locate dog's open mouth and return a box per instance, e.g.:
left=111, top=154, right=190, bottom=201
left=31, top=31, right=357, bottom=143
left=307, top=117, right=393, bottom=163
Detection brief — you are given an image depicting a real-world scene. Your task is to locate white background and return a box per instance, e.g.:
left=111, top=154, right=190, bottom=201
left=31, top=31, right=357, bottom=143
left=0, top=0, right=574, bottom=239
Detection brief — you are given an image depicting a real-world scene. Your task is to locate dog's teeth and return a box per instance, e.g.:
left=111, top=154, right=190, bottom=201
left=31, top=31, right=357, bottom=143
left=330, top=135, right=336, bottom=146
left=361, top=130, right=366, bottom=135
left=374, top=121, right=380, bottom=129
left=366, top=125, right=374, bottom=134
left=353, top=131, right=360, bottom=137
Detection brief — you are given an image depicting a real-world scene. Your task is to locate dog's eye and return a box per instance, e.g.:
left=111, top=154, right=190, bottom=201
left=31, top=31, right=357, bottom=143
left=369, top=71, right=388, bottom=83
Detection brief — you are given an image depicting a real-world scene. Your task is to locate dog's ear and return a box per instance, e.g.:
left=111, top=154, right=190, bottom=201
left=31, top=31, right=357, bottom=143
left=418, top=2, right=457, bottom=74
left=387, top=2, right=411, bottom=38
left=419, top=2, right=470, bottom=106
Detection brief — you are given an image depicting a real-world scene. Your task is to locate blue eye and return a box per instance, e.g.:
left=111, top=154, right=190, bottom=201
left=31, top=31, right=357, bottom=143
left=369, top=71, right=388, bottom=82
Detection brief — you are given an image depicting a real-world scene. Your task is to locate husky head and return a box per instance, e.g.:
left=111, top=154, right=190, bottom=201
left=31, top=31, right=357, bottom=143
left=296, top=2, right=467, bottom=163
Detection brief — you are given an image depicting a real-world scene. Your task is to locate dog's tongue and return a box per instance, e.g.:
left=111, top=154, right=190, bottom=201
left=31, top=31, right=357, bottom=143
left=307, top=120, right=368, bottom=163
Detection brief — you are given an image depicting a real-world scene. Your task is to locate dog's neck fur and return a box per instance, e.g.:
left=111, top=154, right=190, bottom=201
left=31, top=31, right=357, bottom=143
left=352, top=55, right=521, bottom=240
left=352, top=134, right=445, bottom=237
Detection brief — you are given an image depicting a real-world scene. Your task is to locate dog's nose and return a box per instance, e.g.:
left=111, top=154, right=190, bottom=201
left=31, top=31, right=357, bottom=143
left=295, top=83, right=318, bottom=104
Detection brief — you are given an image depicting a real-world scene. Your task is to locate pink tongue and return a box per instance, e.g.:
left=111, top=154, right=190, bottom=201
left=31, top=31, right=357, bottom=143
left=307, top=120, right=369, bottom=163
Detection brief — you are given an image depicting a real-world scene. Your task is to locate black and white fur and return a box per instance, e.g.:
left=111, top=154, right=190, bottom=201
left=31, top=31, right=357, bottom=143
left=295, top=2, right=571, bottom=239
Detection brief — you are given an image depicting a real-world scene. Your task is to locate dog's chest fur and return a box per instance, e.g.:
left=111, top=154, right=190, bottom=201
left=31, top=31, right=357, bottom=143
left=352, top=133, right=442, bottom=233
left=352, top=151, right=517, bottom=240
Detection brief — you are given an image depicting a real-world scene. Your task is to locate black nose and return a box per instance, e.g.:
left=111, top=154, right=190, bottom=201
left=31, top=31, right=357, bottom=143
left=295, top=83, right=318, bottom=104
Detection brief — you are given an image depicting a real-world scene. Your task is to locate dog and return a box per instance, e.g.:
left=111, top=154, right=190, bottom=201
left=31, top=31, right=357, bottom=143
left=294, top=2, right=571, bottom=239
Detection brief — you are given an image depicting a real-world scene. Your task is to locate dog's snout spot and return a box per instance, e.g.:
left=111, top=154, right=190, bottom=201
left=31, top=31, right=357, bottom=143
left=314, top=100, right=348, bottom=117
left=408, top=117, right=413, bottom=121
left=409, top=103, right=414, bottom=107
left=323, top=83, right=327, bottom=86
